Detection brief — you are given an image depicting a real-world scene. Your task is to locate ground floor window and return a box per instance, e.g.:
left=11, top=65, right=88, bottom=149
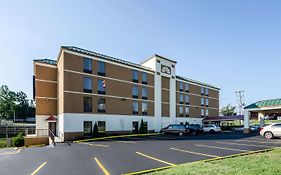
left=83, top=121, right=92, bottom=136
left=98, top=121, right=106, bottom=132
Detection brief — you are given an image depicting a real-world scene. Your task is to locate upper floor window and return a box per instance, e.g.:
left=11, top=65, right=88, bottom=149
left=142, top=87, right=148, bottom=99
left=201, top=98, right=205, bottom=106
left=205, top=98, right=209, bottom=107
left=185, top=95, right=189, bottom=104
left=201, top=87, right=205, bottom=95
left=98, top=61, right=106, bottom=76
left=179, top=94, right=184, bottom=104
left=185, top=107, right=189, bottom=117
left=201, top=108, right=205, bottom=117
left=206, top=109, right=209, bottom=117
left=142, top=102, right=148, bottom=115
left=132, top=85, right=138, bottom=98
left=179, top=82, right=184, bottom=91
left=132, top=70, right=138, bottom=83
left=185, top=83, right=189, bottom=92
left=83, top=77, right=92, bottom=93
left=98, top=98, right=106, bottom=113
left=179, top=106, right=184, bottom=117
left=205, top=88, right=209, bottom=96
left=132, top=101, right=138, bottom=114
left=83, top=58, right=92, bottom=74
left=83, top=96, right=92, bottom=112
left=98, top=79, right=106, bottom=94
left=142, top=72, right=148, bottom=84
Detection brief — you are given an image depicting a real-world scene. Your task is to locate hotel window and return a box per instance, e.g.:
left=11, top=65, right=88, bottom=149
left=98, top=61, right=106, bottom=76
left=83, top=96, right=92, bottom=112
left=185, top=95, right=189, bottom=104
left=142, top=87, right=148, bottom=99
left=201, top=87, right=205, bottom=95
left=83, top=58, right=92, bottom=74
left=179, top=106, right=184, bottom=117
left=185, top=107, right=189, bottom=117
left=179, top=94, right=184, bottom=104
left=185, top=83, right=189, bottom=92
left=206, top=109, right=209, bottom=117
left=179, top=82, right=183, bottom=91
left=142, top=102, right=148, bottom=115
left=205, top=88, right=209, bottom=96
left=132, top=101, right=138, bottom=114
left=142, top=72, right=148, bottom=84
left=201, top=98, right=205, bottom=106
left=201, top=108, right=205, bottom=117
left=98, top=79, right=106, bottom=94
left=205, top=98, right=209, bottom=107
left=132, top=85, right=138, bottom=98
left=132, top=70, right=138, bottom=83
left=98, top=121, right=106, bottom=132
left=83, top=77, right=92, bottom=93
left=97, top=98, right=106, bottom=113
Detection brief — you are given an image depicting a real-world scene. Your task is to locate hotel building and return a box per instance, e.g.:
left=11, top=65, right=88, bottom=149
left=33, top=46, right=220, bottom=141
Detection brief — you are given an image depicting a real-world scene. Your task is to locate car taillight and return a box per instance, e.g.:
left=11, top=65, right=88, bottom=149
left=260, top=127, right=264, bottom=131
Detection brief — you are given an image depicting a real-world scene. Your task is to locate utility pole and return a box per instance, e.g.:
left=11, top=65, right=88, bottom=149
left=235, top=91, right=245, bottom=115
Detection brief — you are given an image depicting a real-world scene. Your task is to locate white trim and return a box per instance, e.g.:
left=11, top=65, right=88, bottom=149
left=176, top=91, right=219, bottom=100
left=64, top=69, right=154, bottom=88
left=64, top=90, right=154, bottom=102
left=176, top=78, right=219, bottom=91
left=162, top=102, right=170, bottom=105
left=35, top=79, right=57, bottom=84
left=162, top=88, right=170, bottom=91
left=63, top=49, right=155, bottom=75
left=34, top=62, right=57, bottom=69
left=36, top=96, right=58, bottom=100
left=175, top=103, right=219, bottom=110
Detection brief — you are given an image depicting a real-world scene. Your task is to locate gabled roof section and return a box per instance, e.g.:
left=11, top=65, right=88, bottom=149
left=176, top=75, right=220, bottom=90
left=244, top=98, right=281, bottom=110
left=61, top=46, right=154, bottom=72
left=140, top=54, right=177, bottom=65
left=34, top=59, right=57, bottom=65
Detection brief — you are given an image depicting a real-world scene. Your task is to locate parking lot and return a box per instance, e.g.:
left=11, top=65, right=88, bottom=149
left=0, top=132, right=281, bottom=175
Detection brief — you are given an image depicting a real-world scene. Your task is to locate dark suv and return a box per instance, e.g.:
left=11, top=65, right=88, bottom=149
left=186, top=124, right=203, bottom=135
left=160, top=124, right=189, bottom=136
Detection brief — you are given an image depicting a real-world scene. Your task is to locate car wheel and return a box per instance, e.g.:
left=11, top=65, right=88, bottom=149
left=179, top=132, right=183, bottom=136
left=161, top=131, right=165, bottom=135
left=264, top=132, right=274, bottom=139
left=210, top=130, right=215, bottom=134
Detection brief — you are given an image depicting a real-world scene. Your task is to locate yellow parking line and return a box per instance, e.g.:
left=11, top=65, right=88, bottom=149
left=170, top=148, right=220, bottom=158
left=94, top=157, right=110, bottom=175
left=216, top=141, right=272, bottom=148
left=235, top=140, right=281, bottom=144
left=78, top=142, right=109, bottom=148
left=31, top=162, right=47, bottom=175
left=136, top=152, right=176, bottom=166
left=195, top=144, right=250, bottom=152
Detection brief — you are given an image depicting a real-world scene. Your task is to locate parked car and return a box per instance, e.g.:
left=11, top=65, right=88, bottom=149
left=260, top=123, right=281, bottom=139
left=232, top=125, right=260, bottom=132
left=186, top=124, right=203, bottom=135
left=160, top=124, right=189, bottom=136
left=203, top=124, right=221, bottom=133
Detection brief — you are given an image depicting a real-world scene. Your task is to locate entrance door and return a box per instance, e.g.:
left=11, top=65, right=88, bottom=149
left=132, top=121, right=139, bottom=134
left=49, top=122, right=57, bottom=136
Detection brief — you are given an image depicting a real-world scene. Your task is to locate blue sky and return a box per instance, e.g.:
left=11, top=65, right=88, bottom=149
left=0, top=0, right=280, bottom=108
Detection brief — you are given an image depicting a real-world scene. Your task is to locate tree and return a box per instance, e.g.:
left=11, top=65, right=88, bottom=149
left=139, top=119, right=147, bottom=134
left=221, top=104, right=236, bottom=116
left=0, top=85, right=17, bottom=119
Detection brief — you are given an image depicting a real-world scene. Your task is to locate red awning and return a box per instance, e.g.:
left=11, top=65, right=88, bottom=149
left=45, top=115, right=57, bottom=122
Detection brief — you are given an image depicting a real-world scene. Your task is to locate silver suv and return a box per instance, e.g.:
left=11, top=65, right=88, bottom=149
left=260, top=123, right=281, bottom=139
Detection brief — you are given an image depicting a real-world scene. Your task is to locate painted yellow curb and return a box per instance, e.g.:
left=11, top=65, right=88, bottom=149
left=74, top=133, right=160, bottom=143
left=123, top=165, right=173, bottom=175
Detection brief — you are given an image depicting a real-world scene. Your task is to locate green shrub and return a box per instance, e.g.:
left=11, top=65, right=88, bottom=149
left=13, top=133, right=24, bottom=147
left=93, top=122, right=99, bottom=137
left=139, top=119, right=147, bottom=134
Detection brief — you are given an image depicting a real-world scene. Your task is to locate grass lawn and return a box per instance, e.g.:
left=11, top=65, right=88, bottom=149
left=0, top=138, right=6, bottom=148
left=251, top=120, right=281, bottom=125
left=148, top=148, right=281, bottom=175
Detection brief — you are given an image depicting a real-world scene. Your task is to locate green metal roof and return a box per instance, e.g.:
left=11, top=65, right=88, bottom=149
left=244, top=98, right=281, bottom=109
